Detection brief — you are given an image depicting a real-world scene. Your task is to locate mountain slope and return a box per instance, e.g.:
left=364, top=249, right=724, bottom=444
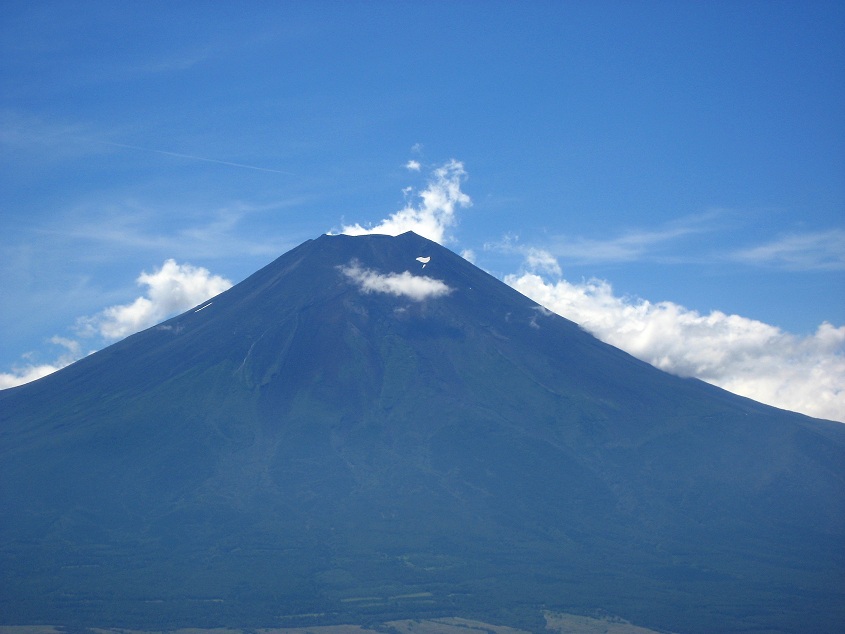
left=1, top=231, right=843, bottom=633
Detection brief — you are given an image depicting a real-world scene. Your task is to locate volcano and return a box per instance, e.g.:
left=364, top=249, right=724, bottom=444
left=1, top=231, right=843, bottom=633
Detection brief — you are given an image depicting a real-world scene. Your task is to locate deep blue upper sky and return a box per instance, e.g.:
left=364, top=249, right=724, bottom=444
left=1, top=1, right=843, bottom=408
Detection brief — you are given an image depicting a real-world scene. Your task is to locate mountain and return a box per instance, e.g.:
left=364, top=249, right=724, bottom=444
left=1, top=231, right=843, bottom=633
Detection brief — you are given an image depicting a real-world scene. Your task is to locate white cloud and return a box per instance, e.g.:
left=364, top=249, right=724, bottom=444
left=340, top=261, right=452, bottom=301
left=481, top=237, right=563, bottom=276
left=339, top=159, right=471, bottom=244
left=2, top=260, right=233, bottom=390
left=0, top=363, right=65, bottom=389
left=405, top=159, right=421, bottom=171
left=524, top=247, right=562, bottom=277
left=78, top=259, right=232, bottom=340
left=507, top=272, right=845, bottom=422
left=0, top=336, right=85, bottom=390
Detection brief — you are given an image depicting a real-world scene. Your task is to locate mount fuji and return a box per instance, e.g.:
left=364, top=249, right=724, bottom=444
left=1, top=232, right=843, bottom=633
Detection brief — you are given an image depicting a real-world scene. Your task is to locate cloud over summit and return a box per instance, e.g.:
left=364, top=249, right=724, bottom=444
left=340, top=260, right=452, bottom=301
left=340, top=159, right=470, bottom=244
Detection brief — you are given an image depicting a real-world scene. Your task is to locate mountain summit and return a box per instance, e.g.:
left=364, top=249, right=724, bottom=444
left=1, top=232, right=843, bottom=633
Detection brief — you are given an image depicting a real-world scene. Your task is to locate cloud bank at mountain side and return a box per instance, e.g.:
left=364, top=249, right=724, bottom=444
left=76, top=259, right=232, bottom=340
left=0, top=260, right=231, bottom=389
left=508, top=268, right=844, bottom=422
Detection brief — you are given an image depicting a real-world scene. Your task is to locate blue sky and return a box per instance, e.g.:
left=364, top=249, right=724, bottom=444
left=1, top=1, right=844, bottom=420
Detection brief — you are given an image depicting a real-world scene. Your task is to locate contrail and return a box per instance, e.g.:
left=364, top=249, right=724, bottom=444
left=77, top=137, right=294, bottom=176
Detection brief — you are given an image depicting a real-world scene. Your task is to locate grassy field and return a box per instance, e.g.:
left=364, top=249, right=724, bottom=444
left=0, top=612, right=670, bottom=634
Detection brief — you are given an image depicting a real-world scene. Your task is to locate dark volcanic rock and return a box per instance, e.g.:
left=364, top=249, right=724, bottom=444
left=1, top=232, right=843, bottom=633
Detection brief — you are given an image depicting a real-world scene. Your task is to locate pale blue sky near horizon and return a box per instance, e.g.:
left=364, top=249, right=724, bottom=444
left=1, top=1, right=843, bottom=384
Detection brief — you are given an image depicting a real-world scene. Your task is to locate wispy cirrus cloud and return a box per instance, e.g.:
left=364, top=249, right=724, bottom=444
left=547, top=229, right=689, bottom=263
left=339, top=159, right=471, bottom=244
left=1, top=109, right=295, bottom=178
left=340, top=260, right=452, bottom=301
left=487, top=213, right=720, bottom=266
left=490, top=216, right=845, bottom=273
left=130, top=44, right=217, bottom=76
left=82, top=138, right=296, bottom=175
left=732, top=229, right=845, bottom=271
left=36, top=197, right=307, bottom=262
left=0, top=110, right=104, bottom=162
